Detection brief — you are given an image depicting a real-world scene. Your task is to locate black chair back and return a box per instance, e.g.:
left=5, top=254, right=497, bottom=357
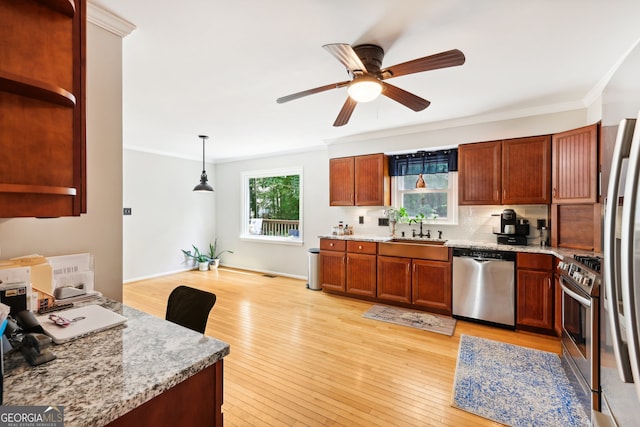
left=165, top=285, right=216, bottom=334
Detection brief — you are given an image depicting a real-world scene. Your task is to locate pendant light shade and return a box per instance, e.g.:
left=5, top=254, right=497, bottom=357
left=193, top=135, right=214, bottom=192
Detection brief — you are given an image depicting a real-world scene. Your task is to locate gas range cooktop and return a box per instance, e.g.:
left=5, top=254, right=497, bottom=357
left=573, top=255, right=602, bottom=272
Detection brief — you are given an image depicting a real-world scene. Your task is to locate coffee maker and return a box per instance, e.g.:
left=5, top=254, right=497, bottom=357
left=500, top=209, right=517, bottom=234
left=497, top=209, right=529, bottom=245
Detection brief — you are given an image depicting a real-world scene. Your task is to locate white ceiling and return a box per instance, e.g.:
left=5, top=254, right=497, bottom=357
left=95, top=0, right=640, bottom=162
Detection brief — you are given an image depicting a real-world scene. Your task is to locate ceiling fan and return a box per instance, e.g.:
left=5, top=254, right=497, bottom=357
left=276, top=43, right=466, bottom=127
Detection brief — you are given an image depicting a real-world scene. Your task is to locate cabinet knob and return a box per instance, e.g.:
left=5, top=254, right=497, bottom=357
left=358, top=245, right=362, bottom=250
left=330, top=243, right=334, bottom=247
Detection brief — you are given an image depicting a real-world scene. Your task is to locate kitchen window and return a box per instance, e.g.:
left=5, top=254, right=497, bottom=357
left=241, top=167, right=303, bottom=244
left=389, top=149, right=458, bottom=225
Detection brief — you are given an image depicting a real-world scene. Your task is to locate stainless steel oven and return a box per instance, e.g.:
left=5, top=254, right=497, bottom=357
left=558, top=256, right=601, bottom=413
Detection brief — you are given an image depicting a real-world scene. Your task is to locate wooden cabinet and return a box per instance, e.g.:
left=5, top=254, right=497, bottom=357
left=502, top=135, right=551, bottom=204
left=458, top=140, right=502, bottom=205
left=458, top=136, right=551, bottom=205
left=412, top=259, right=452, bottom=315
left=377, top=256, right=412, bottom=303
left=319, top=239, right=346, bottom=292
left=0, top=0, right=87, bottom=217
left=552, top=124, right=598, bottom=204
left=516, top=253, right=554, bottom=333
left=329, top=154, right=390, bottom=206
left=346, top=241, right=377, bottom=297
left=329, top=157, right=354, bottom=206
left=377, top=247, right=452, bottom=314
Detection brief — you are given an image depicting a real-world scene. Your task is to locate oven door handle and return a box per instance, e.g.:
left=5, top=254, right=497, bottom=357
left=561, top=281, right=591, bottom=307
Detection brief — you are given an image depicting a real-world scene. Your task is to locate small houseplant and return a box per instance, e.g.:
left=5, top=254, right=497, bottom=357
left=181, top=245, right=211, bottom=271
left=207, top=239, right=233, bottom=269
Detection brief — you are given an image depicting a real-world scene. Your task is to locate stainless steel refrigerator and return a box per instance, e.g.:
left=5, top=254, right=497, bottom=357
left=599, top=115, right=640, bottom=426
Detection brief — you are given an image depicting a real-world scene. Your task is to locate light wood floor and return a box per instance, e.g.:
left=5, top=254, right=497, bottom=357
left=123, top=267, right=561, bottom=427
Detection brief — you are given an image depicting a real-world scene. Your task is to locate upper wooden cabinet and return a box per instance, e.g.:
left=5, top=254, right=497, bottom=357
left=329, top=154, right=390, bottom=206
left=329, top=157, right=355, bottom=206
left=0, top=0, right=86, bottom=217
left=458, top=136, right=551, bottom=205
left=502, top=135, right=551, bottom=204
left=552, top=124, right=598, bottom=204
left=458, top=140, right=502, bottom=205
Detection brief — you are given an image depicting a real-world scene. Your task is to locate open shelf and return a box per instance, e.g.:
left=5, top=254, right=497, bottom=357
left=0, top=71, right=76, bottom=107
left=34, top=0, right=75, bottom=17
left=0, top=183, right=77, bottom=196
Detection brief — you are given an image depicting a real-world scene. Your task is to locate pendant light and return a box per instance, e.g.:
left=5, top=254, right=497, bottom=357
left=193, top=135, right=214, bottom=192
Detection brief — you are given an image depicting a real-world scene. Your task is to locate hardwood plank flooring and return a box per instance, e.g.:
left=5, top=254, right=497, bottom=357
left=123, top=267, right=561, bottom=427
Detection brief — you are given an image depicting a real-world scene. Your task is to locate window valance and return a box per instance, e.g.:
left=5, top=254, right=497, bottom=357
left=388, top=149, right=458, bottom=176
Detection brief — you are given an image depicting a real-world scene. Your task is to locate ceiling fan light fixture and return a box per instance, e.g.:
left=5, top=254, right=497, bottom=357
left=348, top=76, right=382, bottom=103
left=193, top=135, right=214, bottom=192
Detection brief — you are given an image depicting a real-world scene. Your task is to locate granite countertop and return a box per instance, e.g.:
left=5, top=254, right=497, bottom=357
left=318, top=234, right=601, bottom=259
left=2, top=298, right=230, bottom=427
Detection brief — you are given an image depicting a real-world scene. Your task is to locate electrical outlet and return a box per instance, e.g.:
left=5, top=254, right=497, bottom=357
left=123, top=208, right=132, bottom=215
left=359, top=216, right=364, bottom=224
left=378, top=217, right=389, bottom=226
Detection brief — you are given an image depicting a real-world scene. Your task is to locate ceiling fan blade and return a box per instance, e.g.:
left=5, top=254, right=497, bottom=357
left=323, top=43, right=367, bottom=73
left=381, top=82, right=430, bottom=111
left=380, top=49, right=465, bottom=79
left=333, top=97, right=358, bottom=127
left=277, top=81, right=349, bottom=104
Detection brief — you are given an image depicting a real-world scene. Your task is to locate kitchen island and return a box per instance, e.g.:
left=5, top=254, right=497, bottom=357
left=2, top=298, right=230, bottom=426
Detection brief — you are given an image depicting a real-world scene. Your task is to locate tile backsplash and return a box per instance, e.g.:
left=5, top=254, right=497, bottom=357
left=332, top=205, right=550, bottom=246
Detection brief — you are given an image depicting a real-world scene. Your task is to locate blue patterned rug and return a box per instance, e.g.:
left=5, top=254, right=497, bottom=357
left=452, top=335, right=590, bottom=427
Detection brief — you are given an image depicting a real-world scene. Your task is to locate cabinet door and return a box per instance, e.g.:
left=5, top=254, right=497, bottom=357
left=354, top=153, right=390, bottom=206
left=346, top=253, right=377, bottom=297
left=552, top=124, right=598, bottom=203
left=329, top=157, right=354, bottom=206
left=319, top=250, right=345, bottom=292
left=412, top=259, right=452, bottom=315
left=458, top=141, right=502, bottom=205
left=502, top=136, right=551, bottom=204
left=516, top=270, right=554, bottom=331
left=377, top=256, right=411, bottom=303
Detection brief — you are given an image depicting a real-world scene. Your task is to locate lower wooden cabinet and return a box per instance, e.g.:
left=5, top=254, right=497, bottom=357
left=377, top=256, right=452, bottom=314
left=516, top=253, right=554, bottom=333
left=377, top=256, right=412, bottom=303
left=320, top=239, right=346, bottom=292
left=412, top=259, right=452, bottom=315
left=346, top=241, right=377, bottom=297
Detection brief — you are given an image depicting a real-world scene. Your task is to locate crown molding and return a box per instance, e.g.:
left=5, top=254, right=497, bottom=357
left=87, top=1, right=136, bottom=37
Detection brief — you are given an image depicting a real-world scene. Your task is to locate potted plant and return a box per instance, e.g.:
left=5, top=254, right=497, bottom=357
left=207, top=239, right=233, bottom=269
left=181, top=245, right=211, bottom=271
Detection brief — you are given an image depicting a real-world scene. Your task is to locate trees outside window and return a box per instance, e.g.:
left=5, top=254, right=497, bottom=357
left=242, top=168, right=303, bottom=242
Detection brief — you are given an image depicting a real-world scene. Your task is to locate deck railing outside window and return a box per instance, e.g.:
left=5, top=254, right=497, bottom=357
left=259, top=219, right=299, bottom=237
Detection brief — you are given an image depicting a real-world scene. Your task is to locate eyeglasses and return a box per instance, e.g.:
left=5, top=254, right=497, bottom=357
left=48, top=314, right=85, bottom=328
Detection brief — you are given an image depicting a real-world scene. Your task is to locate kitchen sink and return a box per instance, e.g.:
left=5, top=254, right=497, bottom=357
left=379, top=239, right=450, bottom=261
left=389, top=238, right=447, bottom=245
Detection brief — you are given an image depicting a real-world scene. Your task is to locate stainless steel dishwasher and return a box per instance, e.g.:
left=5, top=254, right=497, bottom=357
left=452, top=248, right=516, bottom=328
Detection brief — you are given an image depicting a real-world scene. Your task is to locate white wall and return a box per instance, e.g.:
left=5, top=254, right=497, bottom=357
left=122, top=150, right=215, bottom=281
left=0, top=23, right=124, bottom=301
left=213, top=149, right=332, bottom=279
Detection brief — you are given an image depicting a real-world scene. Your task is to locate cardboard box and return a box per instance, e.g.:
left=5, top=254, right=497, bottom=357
left=2, top=256, right=54, bottom=295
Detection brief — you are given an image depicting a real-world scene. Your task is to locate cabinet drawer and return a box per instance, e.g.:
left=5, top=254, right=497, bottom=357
left=517, top=253, right=553, bottom=271
left=347, top=240, right=377, bottom=254
left=320, top=239, right=346, bottom=251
